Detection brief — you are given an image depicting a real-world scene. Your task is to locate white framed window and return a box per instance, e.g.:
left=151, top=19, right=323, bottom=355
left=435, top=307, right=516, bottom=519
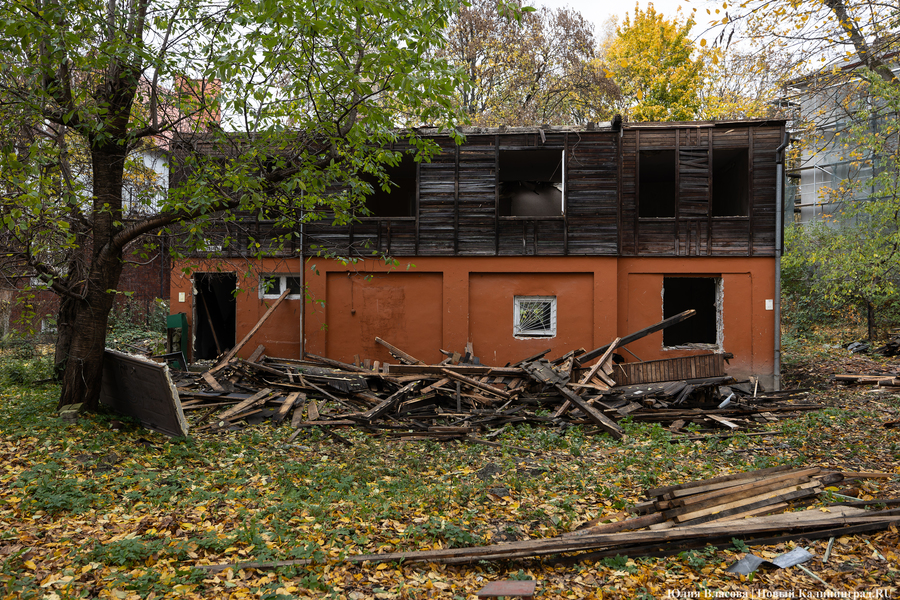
left=514, top=295, right=557, bottom=338
left=260, top=274, right=304, bottom=299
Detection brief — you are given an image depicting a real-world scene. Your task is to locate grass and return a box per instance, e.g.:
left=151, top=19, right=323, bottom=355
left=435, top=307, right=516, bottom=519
left=0, top=339, right=898, bottom=598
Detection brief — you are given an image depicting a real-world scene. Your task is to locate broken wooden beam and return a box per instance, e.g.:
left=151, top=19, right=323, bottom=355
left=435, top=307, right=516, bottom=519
left=208, top=289, right=290, bottom=374
left=375, top=337, right=425, bottom=365
left=579, top=309, right=696, bottom=364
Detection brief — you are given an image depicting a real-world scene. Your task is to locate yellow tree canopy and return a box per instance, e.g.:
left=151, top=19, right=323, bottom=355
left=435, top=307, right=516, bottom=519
left=605, top=5, right=705, bottom=121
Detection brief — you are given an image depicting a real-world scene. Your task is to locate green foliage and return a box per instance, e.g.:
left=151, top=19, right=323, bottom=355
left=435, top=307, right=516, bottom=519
left=84, top=537, right=186, bottom=567
left=0, top=356, right=52, bottom=386
left=0, top=0, right=473, bottom=407
left=13, top=462, right=99, bottom=515
left=678, top=545, right=719, bottom=570
left=783, top=72, right=900, bottom=339
left=107, top=297, right=169, bottom=353
left=605, top=5, right=705, bottom=121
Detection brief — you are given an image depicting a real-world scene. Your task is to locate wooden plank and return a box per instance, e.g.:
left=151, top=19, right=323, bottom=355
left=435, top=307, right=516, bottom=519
left=247, top=344, right=266, bottom=363
left=664, top=469, right=810, bottom=500
left=706, top=413, right=740, bottom=429
left=202, top=372, right=225, bottom=392
left=673, top=481, right=822, bottom=524
left=670, top=469, right=821, bottom=510
left=290, top=406, right=304, bottom=428
left=275, top=392, right=302, bottom=423
left=376, top=337, right=425, bottom=365
left=307, top=400, right=319, bottom=422
left=303, top=353, right=371, bottom=373
left=387, top=364, right=524, bottom=377
left=420, top=377, right=451, bottom=394
left=440, top=368, right=512, bottom=399
left=554, top=385, right=624, bottom=440
left=648, top=465, right=794, bottom=498
left=208, top=289, right=290, bottom=373
left=579, top=309, right=696, bottom=364
left=359, top=382, right=419, bottom=421
left=215, top=388, right=275, bottom=422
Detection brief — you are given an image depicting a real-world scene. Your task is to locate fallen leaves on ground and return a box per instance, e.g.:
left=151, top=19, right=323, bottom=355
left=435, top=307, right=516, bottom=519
left=0, top=338, right=898, bottom=599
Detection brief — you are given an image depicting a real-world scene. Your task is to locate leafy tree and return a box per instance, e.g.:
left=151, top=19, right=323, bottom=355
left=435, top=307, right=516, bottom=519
left=698, top=45, right=800, bottom=120
left=0, top=0, right=472, bottom=410
left=714, top=0, right=897, bottom=86
left=604, top=5, right=706, bottom=121
left=784, top=71, right=900, bottom=340
left=443, top=0, right=619, bottom=126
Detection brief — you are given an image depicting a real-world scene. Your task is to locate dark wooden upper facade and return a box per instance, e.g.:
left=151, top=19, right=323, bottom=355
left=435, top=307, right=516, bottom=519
left=181, top=120, right=787, bottom=258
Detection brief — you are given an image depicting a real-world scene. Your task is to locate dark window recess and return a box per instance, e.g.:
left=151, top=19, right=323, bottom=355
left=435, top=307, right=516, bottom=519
left=663, top=277, right=718, bottom=346
left=194, top=273, right=237, bottom=360
left=499, top=149, right=564, bottom=216
left=639, top=150, right=676, bottom=217
left=361, top=154, right=417, bottom=217
left=712, top=148, right=749, bottom=216
left=262, top=275, right=303, bottom=297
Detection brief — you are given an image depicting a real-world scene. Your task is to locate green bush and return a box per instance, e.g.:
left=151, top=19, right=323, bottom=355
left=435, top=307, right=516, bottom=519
left=0, top=356, right=52, bottom=386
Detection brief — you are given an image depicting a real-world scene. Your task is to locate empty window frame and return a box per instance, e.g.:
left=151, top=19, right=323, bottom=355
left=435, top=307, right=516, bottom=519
left=639, top=150, right=676, bottom=217
left=499, top=149, right=565, bottom=217
left=662, top=277, right=721, bottom=347
left=360, top=153, right=417, bottom=218
left=260, top=274, right=304, bottom=299
left=712, top=148, right=749, bottom=216
left=514, top=295, right=557, bottom=338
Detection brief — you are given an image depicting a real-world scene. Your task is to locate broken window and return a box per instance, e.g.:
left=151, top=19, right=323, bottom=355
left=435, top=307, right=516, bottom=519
left=514, top=296, right=557, bottom=338
left=639, top=150, right=676, bottom=217
left=499, top=149, right=564, bottom=216
left=260, top=274, right=304, bottom=299
left=712, top=148, right=749, bottom=216
left=662, top=277, right=720, bottom=347
left=360, top=154, right=417, bottom=218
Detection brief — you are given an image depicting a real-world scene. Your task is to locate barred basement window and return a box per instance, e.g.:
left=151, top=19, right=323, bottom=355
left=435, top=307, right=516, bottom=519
left=514, top=296, right=557, bottom=338
left=260, top=274, right=304, bottom=299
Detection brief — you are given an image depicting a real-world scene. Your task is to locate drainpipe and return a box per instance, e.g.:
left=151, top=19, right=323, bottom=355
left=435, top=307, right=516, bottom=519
left=774, top=131, right=790, bottom=391
left=299, top=192, right=305, bottom=358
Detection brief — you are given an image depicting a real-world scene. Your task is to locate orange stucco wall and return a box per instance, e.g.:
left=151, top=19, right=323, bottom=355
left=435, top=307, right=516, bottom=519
left=171, top=255, right=777, bottom=383
left=616, top=257, right=776, bottom=383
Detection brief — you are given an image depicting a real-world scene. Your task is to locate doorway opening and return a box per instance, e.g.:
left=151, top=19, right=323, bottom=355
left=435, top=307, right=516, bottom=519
left=194, top=272, right=237, bottom=360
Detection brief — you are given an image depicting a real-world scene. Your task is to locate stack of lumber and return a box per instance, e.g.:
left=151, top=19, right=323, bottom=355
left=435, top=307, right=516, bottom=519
left=834, top=371, right=900, bottom=388
left=195, top=466, right=900, bottom=571
left=168, top=309, right=822, bottom=442
left=569, top=466, right=840, bottom=534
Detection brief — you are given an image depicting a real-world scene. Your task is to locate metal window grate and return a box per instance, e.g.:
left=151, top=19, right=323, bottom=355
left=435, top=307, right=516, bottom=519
left=514, top=296, right=556, bottom=337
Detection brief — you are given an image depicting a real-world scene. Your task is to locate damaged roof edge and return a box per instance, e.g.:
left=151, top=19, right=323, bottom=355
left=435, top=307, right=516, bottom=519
left=415, top=118, right=786, bottom=137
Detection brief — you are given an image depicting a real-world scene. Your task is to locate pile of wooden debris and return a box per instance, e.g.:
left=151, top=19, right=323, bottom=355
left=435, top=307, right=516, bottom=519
left=159, top=309, right=821, bottom=444
left=196, top=466, right=900, bottom=570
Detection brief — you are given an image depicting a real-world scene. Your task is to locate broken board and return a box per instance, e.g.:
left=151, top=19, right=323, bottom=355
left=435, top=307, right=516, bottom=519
left=99, top=349, right=189, bottom=437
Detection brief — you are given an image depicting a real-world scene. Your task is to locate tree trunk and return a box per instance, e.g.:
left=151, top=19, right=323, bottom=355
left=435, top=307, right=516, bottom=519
left=55, top=143, right=128, bottom=411
left=55, top=258, right=124, bottom=411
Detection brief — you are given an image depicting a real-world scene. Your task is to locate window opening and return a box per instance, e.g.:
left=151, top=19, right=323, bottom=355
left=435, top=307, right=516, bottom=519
left=360, top=153, right=417, bottom=217
left=514, top=295, right=557, bottom=338
left=663, top=277, right=720, bottom=347
left=260, top=274, right=304, bottom=299
left=712, top=148, right=749, bottom=216
left=499, top=149, right=564, bottom=216
left=639, top=150, right=676, bottom=217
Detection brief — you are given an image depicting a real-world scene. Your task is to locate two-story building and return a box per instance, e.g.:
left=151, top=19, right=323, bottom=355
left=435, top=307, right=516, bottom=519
left=170, top=119, right=789, bottom=388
